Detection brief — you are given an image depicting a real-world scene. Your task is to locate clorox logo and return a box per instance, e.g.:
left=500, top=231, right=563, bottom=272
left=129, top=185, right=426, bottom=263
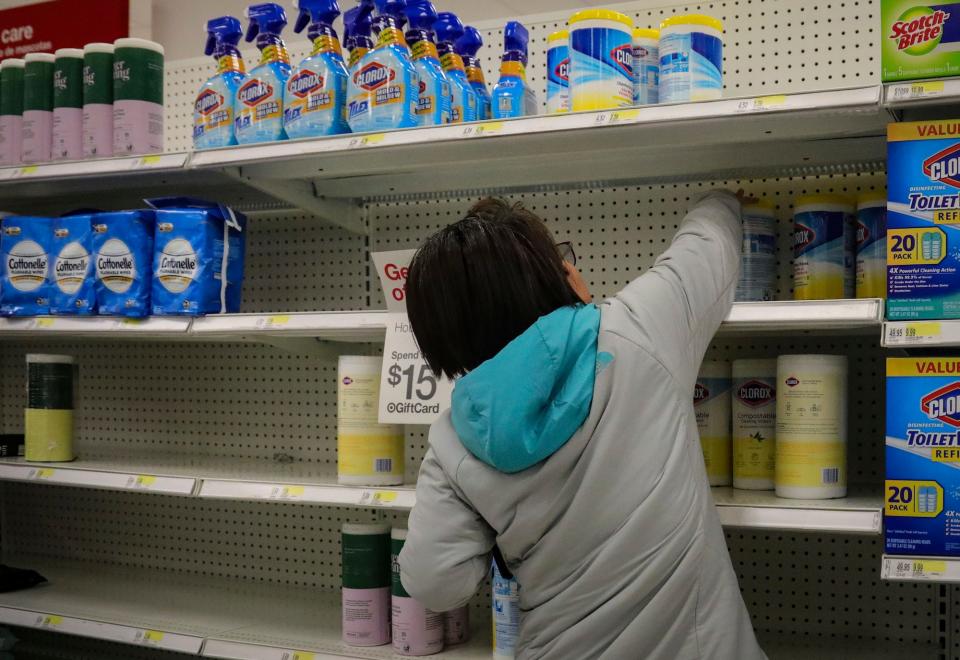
left=924, top=143, right=960, bottom=188
left=555, top=58, right=569, bottom=82
left=418, top=80, right=426, bottom=94
left=856, top=221, right=870, bottom=247
left=737, top=380, right=775, bottom=407
left=793, top=223, right=816, bottom=251
left=611, top=45, right=633, bottom=76
left=889, top=7, right=951, bottom=55
left=238, top=79, right=273, bottom=106
left=922, top=382, right=960, bottom=427
left=354, top=62, right=394, bottom=91
left=195, top=89, right=224, bottom=115
left=288, top=70, right=323, bottom=98
left=693, top=383, right=709, bottom=404
left=785, top=376, right=800, bottom=388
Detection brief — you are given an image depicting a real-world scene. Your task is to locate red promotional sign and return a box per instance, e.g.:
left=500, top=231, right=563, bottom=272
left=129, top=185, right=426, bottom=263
left=0, top=0, right=128, bottom=61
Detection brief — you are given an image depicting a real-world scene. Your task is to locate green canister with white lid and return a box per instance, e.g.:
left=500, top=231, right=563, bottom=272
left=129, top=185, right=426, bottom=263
left=112, top=38, right=164, bottom=156
left=53, top=48, right=84, bottom=161
left=0, top=58, right=24, bottom=166
left=342, top=522, right=391, bottom=647
left=391, top=527, right=444, bottom=656
left=83, top=43, right=114, bottom=159
left=22, top=52, right=55, bottom=164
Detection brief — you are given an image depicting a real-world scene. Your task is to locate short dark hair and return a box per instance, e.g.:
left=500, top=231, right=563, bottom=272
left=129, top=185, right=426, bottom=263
left=406, top=198, right=582, bottom=379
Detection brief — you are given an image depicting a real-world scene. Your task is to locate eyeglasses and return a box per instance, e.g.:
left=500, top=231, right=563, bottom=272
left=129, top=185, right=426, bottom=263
left=557, top=241, right=577, bottom=266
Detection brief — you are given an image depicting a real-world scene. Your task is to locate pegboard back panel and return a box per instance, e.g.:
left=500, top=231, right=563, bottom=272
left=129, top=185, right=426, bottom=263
left=162, top=0, right=880, bottom=152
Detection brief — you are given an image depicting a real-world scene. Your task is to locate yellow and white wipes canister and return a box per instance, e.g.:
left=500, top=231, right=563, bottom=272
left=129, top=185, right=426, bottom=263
left=658, top=14, right=723, bottom=103
left=567, top=9, right=634, bottom=112
left=856, top=193, right=887, bottom=299
left=338, top=356, right=404, bottom=486
left=775, top=355, right=848, bottom=499
left=732, top=359, right=776, bottom=490
left=793, top=194, right=856, bottom=301
left=694, top=360, right=732, bottom=486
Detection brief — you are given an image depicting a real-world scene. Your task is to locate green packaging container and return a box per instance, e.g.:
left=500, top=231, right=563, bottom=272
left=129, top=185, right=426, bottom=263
left=112, top=38, right=164, bottom=156
left=22, top=52, right=54, bottom=163
left=53, top=48, right=83, bottom=161
left=0, top=58, right=24, bottom=166
left=341, top=522, right=391, bottom=647
left=83, top=43, right=114, bottom=159
left=882, top=0, right=960, bottom=81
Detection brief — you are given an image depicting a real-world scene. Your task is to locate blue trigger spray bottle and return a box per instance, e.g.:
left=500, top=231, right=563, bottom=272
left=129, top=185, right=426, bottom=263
left=283, top=0, right=350, bottom=138
left=235, top=3, right=292, bottom=144
left=492, top=21, right=538, bottom=119
left=344, top=0, right=376, bottom=72
left=346, top=0, right=418, bottom=132
left=194, top=16, right=248, bottom=149
left=456, top=26, right=491, bottom=121
left=404, top=0, right=450, bottom=126
left=434, top=12, right=478, bottom=124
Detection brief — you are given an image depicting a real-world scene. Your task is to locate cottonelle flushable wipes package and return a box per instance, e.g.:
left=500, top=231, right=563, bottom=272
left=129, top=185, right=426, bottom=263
left=1, top=215, right=51, bottom=316
left=91, top=209, right=154, bottom=317
left=50, top=211, right=96, bottom=315
left=147, top=197, right=246, bottom=315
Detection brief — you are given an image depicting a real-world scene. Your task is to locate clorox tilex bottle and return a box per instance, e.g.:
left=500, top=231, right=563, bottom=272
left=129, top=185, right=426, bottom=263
left=456, top=26, right=491, bottom=120
left=347, top=0, right=418, bottom=133
left=343, top=0, right=376, bottom=73
left=194, top=17, right=248, bottom=149
left=492, top=22, right=538, bottom=119
left=284, top=0, right=350, bottom=138
left=434, top=12, right=477, bottom=123
left=404, top=0, right=450, bottom=126
left=236, top=3, right=292, bottom=144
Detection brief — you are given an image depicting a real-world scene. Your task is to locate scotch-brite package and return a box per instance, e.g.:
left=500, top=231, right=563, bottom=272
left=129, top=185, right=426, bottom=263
left=50, top=212, right=96, bottom=315
left=91, top=210, right=153, bottom=317
left=882, top=0, right=960, bottom=82
left=887, top=120, right=960, bottom=319
left=147, top=197, right=246, bottom=315
left=886, top=357, right=960, bottom=556
left=1, top=216, right=51, bottom=316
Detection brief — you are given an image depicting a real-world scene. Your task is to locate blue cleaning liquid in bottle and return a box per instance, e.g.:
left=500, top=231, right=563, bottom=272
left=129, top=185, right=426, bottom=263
left=194, top=17, right=248, bottom=149
left=456, top=26, right=491, bottom=121
left=235, top=3, right=292, bottom=144
left=283, top=0, right=350, bottom=138
left=492, top=21, right=538, bottom=119
left=347, top=0, right=418, bottom=133
left=343, top=0, right=375, bottom=73
left=404, top=0, right=450, bottom=126
left=434, top=12, right=477, bottom=124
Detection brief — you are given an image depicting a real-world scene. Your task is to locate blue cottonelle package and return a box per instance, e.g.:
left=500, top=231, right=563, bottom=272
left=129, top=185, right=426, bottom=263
left=50, top=211, right=97, bottom=315
left=1, top=215, right=52, bottom=316
left=91, top=210, right=154, bottom=317
left=147, top=197, right=246, bottom=315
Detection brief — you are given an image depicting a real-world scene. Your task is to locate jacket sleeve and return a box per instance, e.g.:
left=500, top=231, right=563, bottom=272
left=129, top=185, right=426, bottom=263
left=612, top=190, right=742, bottom=392
left=399, top=447, right=495, bottom=612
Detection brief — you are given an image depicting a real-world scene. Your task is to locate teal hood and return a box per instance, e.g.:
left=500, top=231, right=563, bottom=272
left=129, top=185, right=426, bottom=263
left=450, top=304, right=600, bottom=474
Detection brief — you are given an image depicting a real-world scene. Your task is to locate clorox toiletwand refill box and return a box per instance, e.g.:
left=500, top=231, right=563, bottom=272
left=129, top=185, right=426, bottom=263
left=887, top=120, right=960, bottom=320
left=886, top=358, right=960, bottom=556
left=882, top=1, right=960, bottom=81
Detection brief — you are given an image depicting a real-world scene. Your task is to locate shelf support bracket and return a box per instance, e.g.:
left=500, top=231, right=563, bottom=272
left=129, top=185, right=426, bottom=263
left=223, top=167, right=367, bottom=235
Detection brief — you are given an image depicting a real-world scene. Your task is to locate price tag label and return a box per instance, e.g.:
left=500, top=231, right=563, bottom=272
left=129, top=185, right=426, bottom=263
left=886, top=322, right=941, bottom=344
left=130, top=155, right=162, bottom=169
left=134, top=629, right=165, bottom=645
left=37, top=615, right=62, bottom=628
left=120, top=318, right=144, bottom=327
left=257, top=315, right=290, bottom=329
left=33, top=318, right=55, bottom=329
left=462, top=122, right=504, bottom=138
left=281, top=652, right=315, bottom=660
left=891, top=81, right=945, bottom=100
left=887, top=558, right=947, bottom=580
left=128, top=475, right=157, bottom=490
left=379, top=312, right=453, bottom=424
left=735, top=94, right=787, bottom=113
left=595, top=109, right=641, bottom=124
left=348, top=133, right=386, bottom=148
left=11, top=165, right=39, bottom=179
left=30, top=468, right=55, bottom=480
left=359, top=490, right=398, bottom=506
left=269, top=485, right=304, bottom=500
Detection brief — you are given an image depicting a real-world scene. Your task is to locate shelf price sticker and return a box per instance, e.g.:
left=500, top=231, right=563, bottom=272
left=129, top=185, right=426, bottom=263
left=36, top=615, right=62, bottom=629
left=595, top=108, right=641, bottom=125
left=735, top=95, right=787, bottom=113
left=348, top=133, right=386, bottom=149
left=29, top=317, right=56, bottom=329
left=128, top=475, right=157, bottom=490
left=462, top=122, right=504, bottom=138
left=257, top=315, right=291, bottom=329
left=886, top=321, right=942, bottom=345
left=130, top=155, right=163, bottom=169
left=134, top=629, right=165, bottom=645
left=281, top=652, right=315, bottom=660
left=359, top=490, right=398, bottom=506
left=30, top=468, right=55, bottom=480
left=886, top=557, right=948, bottom=580
left=269, top=485, right=305, bottom=500
left=9, top=165, right=39, bottom=179
left=379, top=313, right=454, bottom=425
left=890, top=81, right=945, bottom=101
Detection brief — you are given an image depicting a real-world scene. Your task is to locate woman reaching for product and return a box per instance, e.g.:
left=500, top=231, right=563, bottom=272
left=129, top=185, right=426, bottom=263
left=398, top=190, right=766, bottom=659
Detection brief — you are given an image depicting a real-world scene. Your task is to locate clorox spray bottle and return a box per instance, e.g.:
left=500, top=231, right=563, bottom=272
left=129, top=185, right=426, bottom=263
left=235, top=3, right=292, bottom=144
left=434, top=12, right=477, bottom=124
left=344, top=0, right=376, bottom=72
left=347, top=0, right=418, bottom=133
left=194, top=17, right=247, bottom=149
left=456, top=26, right=491, bottom=121
left=403, top=0, right=450, bottom=126
left=283, top=0, right=350, bottom=138
left=492, top=22, right=537, bottom=119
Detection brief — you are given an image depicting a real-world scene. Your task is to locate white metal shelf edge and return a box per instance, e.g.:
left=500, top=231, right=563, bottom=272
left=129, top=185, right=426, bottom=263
left=0, top=463, right=195, bottom=495
left=201, top=639, right=352, bottom=660
left=716, top=504, right=882, bottom=534
left=0, top=316, right=192, bottom=336
left=198, top=480, right=416, bottom=509
left=0, top=606, right=204, bottom=653
left=0, top=153, right=188, bottom=183
left=721, top=299, right=883, bottom=331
